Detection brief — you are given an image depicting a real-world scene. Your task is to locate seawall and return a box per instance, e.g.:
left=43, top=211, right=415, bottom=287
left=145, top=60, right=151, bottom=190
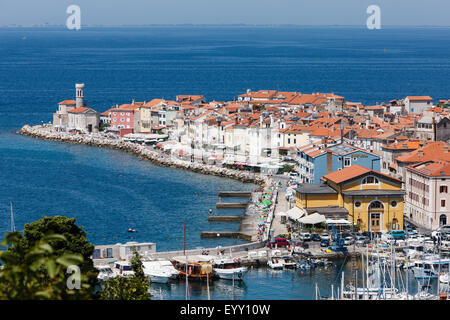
left=17, top=125, right=271, bottom=187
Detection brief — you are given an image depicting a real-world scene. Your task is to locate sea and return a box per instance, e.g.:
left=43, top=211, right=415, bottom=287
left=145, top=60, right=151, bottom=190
left=0, top=25, right=449, bottom=299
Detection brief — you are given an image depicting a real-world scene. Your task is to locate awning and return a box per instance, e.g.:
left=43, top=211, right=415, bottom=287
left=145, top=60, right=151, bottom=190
left=286, top=207, right=305, bottom=221
left=325, top=219, right=353, bottom=225
left=298, top=213, right=326, bottom=225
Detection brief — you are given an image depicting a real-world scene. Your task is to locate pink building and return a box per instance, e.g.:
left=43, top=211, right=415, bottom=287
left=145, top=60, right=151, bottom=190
left=405, top=160, right=450, bottom=229
left=109, top=104, right=138, bottom=132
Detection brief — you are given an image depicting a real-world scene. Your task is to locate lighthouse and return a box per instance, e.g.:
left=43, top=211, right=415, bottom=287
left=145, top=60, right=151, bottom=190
left=76, top=83, right=85, bottom=108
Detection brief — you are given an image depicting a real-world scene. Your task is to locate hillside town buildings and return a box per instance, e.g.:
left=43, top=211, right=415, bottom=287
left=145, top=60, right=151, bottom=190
left=52, top=84, right=450, bottom=232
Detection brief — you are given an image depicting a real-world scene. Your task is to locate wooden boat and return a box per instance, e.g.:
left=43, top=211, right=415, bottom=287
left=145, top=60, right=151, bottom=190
left=171, top=255, right=213, bottom=281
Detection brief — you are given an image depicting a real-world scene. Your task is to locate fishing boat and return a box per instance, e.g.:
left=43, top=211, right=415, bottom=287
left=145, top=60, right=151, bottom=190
left=171, top=255, right=213, bottom=281
left=210, top=256, right=248, bottom=281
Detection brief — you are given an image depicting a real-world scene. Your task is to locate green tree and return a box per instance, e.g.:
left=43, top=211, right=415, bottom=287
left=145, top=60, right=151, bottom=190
left=13, top=216, right=98, bottom=298
left=0, top=232, right=89, bottom=299
left=99, top=249, right=151, bottom=300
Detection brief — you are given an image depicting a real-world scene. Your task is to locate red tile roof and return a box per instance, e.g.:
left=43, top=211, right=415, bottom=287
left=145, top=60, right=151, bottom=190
left=321, top=164, right=402, bottom=184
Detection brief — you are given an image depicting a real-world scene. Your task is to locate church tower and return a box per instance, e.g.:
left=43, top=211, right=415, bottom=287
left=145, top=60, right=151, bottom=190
left=76, top=83, right=85, bottom=108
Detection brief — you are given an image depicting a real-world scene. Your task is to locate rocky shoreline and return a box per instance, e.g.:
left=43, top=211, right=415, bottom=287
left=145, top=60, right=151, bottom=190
left=17, top=125, right=272, bottom=188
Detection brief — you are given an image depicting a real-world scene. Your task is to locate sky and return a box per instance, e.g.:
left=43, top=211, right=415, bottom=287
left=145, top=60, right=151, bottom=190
left=0, top=0, right=449, bottom=26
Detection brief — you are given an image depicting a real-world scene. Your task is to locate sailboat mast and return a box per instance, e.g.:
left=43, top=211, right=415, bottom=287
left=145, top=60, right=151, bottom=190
left=10, top=202, right=15, bottom=232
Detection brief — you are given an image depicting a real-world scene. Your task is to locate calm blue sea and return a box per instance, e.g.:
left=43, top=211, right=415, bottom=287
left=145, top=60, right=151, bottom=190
left=0, top=26, right=448, bottom=298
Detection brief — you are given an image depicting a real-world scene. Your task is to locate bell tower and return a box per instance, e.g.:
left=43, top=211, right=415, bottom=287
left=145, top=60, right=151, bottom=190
left=76, top=83, right=85, bottom=108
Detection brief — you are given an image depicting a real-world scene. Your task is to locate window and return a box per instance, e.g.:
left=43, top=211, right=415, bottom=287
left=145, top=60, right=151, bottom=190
left=344, top=157, right=351, bottom=167
left=362, top=176, right=379, bottom=185
left=294, top=139, right=297, bottom=144
left=369, top=201, right=384, bottom=209
left=120, top=118, right=124, bottom=122
left=441, top=200, right=446, bottom=208
left=440, top=186, right=448, bottom=193
left=288, top=138, right=291, bottom=144
left=391, top=200, right=397, bottom=207
left=121, top=112, right=124, bottom=116
left=354, top=201, right=361, bottom=208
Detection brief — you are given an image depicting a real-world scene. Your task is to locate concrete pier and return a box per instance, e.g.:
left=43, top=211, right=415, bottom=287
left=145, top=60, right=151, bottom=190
left=208, top=216, right=243, bottom=222
left=200, top=231, right=252, bottom=241
left=216, top=202, right=248, bottom=208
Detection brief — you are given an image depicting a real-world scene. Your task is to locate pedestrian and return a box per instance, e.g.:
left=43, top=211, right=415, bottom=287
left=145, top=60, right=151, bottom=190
left=209, top=208, right=213, bottom=216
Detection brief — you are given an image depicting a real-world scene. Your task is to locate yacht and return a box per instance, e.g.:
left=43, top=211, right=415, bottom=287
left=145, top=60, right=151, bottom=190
left=281, top=256, right=298, bottom=269
left=96, top=265, right=115, bottom=282
left=113, top=261, right=135, bottom=278
left=412, top=259, right=450, bottom=279
left=142, top=260, right=179, bottom=280
left=210, top=256, right=248, bottom=281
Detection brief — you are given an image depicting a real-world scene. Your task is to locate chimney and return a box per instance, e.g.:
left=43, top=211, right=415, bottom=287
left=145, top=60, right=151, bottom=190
left=433, top=117, right=437, bottom=141
left=365, top=119, right=369, bottom=129
left=418, top=149, right=424, bottom=158
left=327, top=150, right=333, bottom=174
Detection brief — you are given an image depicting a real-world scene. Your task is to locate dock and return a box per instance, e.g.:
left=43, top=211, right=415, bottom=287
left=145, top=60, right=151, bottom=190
left=219, top=191, right=252, bottom=197
left=216, top=202, right=248, bottom=209
left=208, top=216, right=243, bottom=222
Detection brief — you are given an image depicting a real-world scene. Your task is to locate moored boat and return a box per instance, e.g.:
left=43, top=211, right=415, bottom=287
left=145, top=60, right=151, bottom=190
left=210, top=256, right=248, bottom=281
left=171, top=255, right=213, bottom=281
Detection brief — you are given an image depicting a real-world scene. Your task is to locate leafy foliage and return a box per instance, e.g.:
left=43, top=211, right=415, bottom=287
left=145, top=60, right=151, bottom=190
left=0, top=232, right=90, bottom=299
left=19, top=216, right=98, bottom=291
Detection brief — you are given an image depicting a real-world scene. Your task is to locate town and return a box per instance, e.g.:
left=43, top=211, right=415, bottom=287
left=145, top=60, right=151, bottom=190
left=51, top=84, right=450, bottom=233
left=16, top=83, right=450, bottom=300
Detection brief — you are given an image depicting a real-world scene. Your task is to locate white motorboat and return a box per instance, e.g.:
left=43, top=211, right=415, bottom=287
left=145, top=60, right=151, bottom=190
left=268, top=257, right=284, bottom=270
left=143, top=260, right=179, bottom=280
left=439, top=272, right=449, bottom=284
left=412, top=259, right=450, bottom=279
left=210, top=256, right=248, bottom=281
left=281, top=256, right=298, bottom=269
left=145, top=269, right=171, bottom=284
left=113, top=261, right=135, bottom=278
left=95, top=265, right=115, bottom=281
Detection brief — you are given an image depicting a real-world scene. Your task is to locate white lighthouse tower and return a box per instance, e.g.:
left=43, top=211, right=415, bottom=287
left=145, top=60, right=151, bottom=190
left=75, top=83, right=85, bottom=108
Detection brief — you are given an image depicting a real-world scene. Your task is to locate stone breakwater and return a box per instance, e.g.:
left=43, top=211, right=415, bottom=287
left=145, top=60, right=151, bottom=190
left=17, top=125, right=271, bottom=188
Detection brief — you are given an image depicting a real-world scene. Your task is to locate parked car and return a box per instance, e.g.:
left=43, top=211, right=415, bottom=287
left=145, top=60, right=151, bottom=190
left=320, top=232, right=330, bottom=241
left=311, top=234, right=321, bottom=241
left=320, top=239, right=330, bottom=247
left=355, top=236, right=369, bottom=246
left=343, top=236, right=354, bottom=245
left=388, top=230, right=406, bottom=240
left=275, top=233, right=291, bottom=240
left=299, top=233, right=312, bottom=241
left=291, top=240, right=309, bottom=250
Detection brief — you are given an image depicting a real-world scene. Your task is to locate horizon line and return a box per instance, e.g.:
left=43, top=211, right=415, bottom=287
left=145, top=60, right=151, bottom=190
left=2, top=23, right=450, bottom=28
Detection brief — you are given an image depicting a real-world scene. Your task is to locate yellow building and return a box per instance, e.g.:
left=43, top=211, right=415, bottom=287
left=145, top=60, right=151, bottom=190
left=295, top=164, right=404, bottom=232
left=137, top=99, right=165, bottom=133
